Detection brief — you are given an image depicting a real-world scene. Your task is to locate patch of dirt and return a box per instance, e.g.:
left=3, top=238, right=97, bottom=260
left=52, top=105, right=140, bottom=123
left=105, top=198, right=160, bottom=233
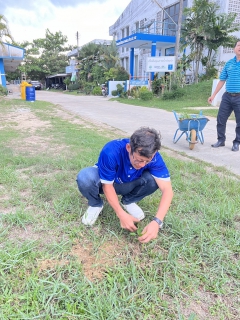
left=38, top=259, right=69, bottom=270
left=16, top=167, right=64, bottom=179
left=0, top=185, right=12, bottom=214
left=38, top=238, right=127, bottom=281
left=162, top=289, right=239, bottom=320
left=7, top=224, right=57, bottom=244
left=13, top=135, right=69, bottom=156
left=0, top=108, right=51, bottom=133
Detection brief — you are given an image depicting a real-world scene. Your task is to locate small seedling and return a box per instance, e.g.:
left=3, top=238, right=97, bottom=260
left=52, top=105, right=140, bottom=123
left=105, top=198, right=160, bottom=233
left=130, top=226, right=145, bottom=237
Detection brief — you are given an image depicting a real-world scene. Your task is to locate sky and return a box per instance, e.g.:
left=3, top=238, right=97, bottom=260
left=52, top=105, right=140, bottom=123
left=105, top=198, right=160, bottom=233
left=0, top=0, right=131, bottom=47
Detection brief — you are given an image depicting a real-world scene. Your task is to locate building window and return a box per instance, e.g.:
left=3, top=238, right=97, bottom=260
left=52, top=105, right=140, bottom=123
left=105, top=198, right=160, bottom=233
left=121, top=29, right=125, bottom=52
left=135, top=21, right=139, bottom=33
left=126, top=26, right=129, bottom=37
left=163, top=0, right=187, bottom=36
left=126, top=57, right=129, bottom=72
left=134, top=55, right=139, bottom=77
left=165, top=47, right=175, bottom=56
left=156, top=11, right=163, bottom=34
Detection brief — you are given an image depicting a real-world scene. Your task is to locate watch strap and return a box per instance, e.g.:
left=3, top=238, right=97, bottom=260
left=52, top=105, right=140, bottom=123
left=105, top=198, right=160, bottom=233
left=152, top=217, right=163, bottom=228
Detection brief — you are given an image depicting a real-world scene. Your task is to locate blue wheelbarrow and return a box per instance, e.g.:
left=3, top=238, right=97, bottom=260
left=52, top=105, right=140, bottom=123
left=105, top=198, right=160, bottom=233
left=173, top=110, right=209, bottom=150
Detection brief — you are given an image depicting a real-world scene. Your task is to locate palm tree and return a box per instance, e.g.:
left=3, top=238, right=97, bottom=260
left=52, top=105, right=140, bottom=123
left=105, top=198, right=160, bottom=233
left=181, top=0, right=218, bottom=83
left=204, top=13, right=239, bottom=69
left=181, top=0, right=240, bottom=83
left=99, top=41, right=120, bottom=70
left=0, top=14, right=13, bottom=47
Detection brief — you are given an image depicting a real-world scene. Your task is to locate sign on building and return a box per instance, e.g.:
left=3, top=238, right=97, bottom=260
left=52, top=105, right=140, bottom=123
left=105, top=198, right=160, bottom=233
left=146, top=56, right=176, bottom=72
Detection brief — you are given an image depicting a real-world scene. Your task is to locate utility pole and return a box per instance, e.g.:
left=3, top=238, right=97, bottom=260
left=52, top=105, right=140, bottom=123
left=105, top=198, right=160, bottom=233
left=152, top=0, right=183, bottom=69
left=76, top=31, right=79, bottom=47
left=152, top=0, right=177, bottom=27
left=175, top=0, right=184, bottom=68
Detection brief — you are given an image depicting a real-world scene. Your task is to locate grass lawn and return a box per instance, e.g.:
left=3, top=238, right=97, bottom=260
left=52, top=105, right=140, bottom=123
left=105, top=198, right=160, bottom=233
left=0, top=96, right=239, bottom=319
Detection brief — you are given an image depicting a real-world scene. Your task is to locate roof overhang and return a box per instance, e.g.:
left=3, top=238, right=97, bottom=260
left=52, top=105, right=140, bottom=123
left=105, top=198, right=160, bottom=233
left=46, top=73, right=67, bottom=78
left=0, top=43, right=25, bottom=72
left=3, top=58, right=23, bottom=72
left=116, top=33, right=176, bottom=49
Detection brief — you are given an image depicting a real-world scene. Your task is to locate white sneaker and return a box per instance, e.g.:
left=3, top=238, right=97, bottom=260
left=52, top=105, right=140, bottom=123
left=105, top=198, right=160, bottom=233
left=82, top=205, right=103, bottom=226
left=122, top=203, right=145, bottom=220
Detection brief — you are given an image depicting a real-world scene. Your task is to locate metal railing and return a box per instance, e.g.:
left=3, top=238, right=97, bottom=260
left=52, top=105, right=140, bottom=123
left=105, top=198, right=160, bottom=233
left=131, top=21, right=177, bottom=37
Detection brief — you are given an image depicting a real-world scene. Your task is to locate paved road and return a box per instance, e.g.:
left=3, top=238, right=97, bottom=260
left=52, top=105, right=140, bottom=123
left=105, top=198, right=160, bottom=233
left=7, top=86, right=240, bottom=175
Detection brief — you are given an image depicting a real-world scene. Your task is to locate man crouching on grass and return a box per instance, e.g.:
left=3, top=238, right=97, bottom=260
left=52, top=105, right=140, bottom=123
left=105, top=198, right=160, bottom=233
left=76, top=127, right=173, bottom=243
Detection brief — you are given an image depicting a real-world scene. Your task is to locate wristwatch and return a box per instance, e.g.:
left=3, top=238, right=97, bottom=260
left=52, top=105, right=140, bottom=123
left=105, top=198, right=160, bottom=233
left=152, top=217, right=163, bottom=228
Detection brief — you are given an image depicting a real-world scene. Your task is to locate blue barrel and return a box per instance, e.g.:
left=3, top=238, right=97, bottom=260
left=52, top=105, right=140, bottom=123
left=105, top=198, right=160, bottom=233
left=26, top=86, right=36, bottom=101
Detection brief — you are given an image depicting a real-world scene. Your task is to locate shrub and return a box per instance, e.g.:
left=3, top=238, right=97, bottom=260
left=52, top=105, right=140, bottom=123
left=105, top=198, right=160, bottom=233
left=68, top=83, right=80, bottom=91
left=139, top=87, right=153, bottom=101
left=119, top=91, right=127, bottom=98
left=92, top=86, right=102, bottom=96
left=151, top=78, right=162, bottom=95
left=111, top=90, right=118, bottom=96
left=162, top=88, right=185, bottom=100
left=199, top=66, right=218, bottom=81
left=129, top=86, right=141, bottom=98
left=116, top=84, right=124, bottom=94
left=83, top=83, right=93, bottom=95
left=0, top=85, right=8, bottom=96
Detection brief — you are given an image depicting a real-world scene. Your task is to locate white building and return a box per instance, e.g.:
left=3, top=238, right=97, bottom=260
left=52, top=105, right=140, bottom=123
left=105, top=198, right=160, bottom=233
left=109, top=0, right=240, bottom=79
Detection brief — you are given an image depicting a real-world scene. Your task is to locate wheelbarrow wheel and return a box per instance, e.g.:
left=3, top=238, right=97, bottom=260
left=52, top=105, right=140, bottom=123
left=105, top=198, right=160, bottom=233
left=189, top=129, right=197, bottom=150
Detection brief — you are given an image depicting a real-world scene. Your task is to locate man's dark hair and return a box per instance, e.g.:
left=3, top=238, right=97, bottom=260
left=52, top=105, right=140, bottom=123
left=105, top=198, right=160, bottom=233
left=234, top=39, right=240, bottom=47
left=130, top=127, right=161, bottom=158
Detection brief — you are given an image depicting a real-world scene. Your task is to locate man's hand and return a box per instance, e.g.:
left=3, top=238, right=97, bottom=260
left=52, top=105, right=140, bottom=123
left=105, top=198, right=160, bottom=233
left=119, top=212, right=139, bottom=232
left=138, top=221, right=159, bottom=243
left=208, top=96, right=215, bottom=104
left=208, top=96, right=214, bottom=104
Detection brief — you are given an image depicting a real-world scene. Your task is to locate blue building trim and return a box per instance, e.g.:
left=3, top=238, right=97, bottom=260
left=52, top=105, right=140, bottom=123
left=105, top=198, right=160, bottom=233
left=0, top=42, right=25, bottom=87
left=130, top=48, right=134, bottom=78
left=116, top=33, right=176, bottom=79
left=0, top=59, right=6, bottom=87
left=116, top=33, right=176, bottom=48
left=151, top=42, right=156, bottom=80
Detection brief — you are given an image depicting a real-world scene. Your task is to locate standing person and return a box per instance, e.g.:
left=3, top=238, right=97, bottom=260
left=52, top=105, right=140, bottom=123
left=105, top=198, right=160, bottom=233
left=76, top=127, right=173, bottom=243
left=208, top=40, right=240, bottom=151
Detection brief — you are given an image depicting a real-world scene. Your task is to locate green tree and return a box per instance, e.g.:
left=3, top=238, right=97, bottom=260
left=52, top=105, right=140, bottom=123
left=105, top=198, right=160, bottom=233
left=204, top=13, right=239, bottom=69
left=77, top=42, right=100, bottom=83
left=15, top=29, right=72, bottom=81
left=99, top=41, right=119, bottom=70
left=104, top=67, right=129, bottom=81
left=181, top=0, right=239, bottom=83
left=181, top=0, right=218, bottom=83
left=77, top=41, right=121, bottom=85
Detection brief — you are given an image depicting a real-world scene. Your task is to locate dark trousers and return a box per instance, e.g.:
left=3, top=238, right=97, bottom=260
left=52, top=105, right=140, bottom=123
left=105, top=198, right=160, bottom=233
left=217, top=92, right=240, bottom=143
left=76, top=167, right=159, bottom=207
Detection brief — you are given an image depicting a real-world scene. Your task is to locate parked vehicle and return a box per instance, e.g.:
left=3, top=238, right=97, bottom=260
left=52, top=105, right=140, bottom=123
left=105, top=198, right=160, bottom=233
left=29, top=81, right=42, bottom=90
left=46, top=83, right=66, bottom=90
left=101, top=86, right=108, bottom=97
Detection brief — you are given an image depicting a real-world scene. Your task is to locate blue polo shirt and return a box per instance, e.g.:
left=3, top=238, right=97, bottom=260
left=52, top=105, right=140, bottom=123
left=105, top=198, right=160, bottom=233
left=220, top=56, right=240, bottom=93
left=96, top=138, right=170, bottom=184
